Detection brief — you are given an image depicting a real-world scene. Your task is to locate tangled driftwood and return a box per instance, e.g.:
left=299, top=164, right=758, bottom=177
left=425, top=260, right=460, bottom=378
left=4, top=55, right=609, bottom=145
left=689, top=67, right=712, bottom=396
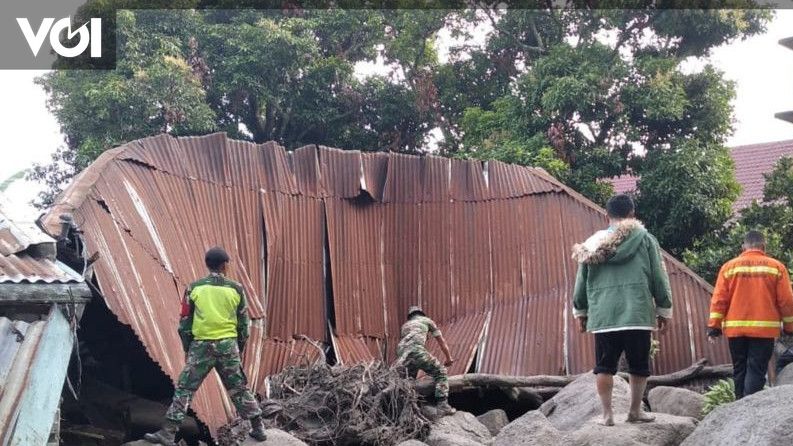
left=265, top=361, right=430, bottom=445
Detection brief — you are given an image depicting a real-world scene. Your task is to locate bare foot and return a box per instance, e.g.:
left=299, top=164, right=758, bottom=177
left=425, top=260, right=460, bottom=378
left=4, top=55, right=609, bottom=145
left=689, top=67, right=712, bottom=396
left=626, top=412, right=655, bottom=423
left=601, top=412, right=615, bottom=426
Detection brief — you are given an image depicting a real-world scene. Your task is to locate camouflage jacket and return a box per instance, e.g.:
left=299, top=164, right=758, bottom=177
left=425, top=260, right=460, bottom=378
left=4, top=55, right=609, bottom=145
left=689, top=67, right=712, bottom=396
left=396, top=315, right=442, bottom=355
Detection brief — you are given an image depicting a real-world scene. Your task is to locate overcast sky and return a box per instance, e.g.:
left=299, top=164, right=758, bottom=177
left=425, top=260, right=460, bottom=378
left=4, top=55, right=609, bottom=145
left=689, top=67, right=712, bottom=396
left=1, top=10, right=792, bottom=214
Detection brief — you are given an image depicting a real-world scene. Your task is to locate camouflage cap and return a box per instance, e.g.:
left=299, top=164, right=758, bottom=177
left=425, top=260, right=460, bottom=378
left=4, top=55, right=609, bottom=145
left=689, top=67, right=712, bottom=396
left=407, top=305, right=425, bottom=317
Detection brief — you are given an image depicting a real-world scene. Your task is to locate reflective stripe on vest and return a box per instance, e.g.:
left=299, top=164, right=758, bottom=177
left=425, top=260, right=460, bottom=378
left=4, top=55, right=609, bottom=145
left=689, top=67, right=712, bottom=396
left=724, top=265, right=781, bottom=278
left=710, top=312, right=724, bottom=319
left=722, top=320, right=781, bottom=328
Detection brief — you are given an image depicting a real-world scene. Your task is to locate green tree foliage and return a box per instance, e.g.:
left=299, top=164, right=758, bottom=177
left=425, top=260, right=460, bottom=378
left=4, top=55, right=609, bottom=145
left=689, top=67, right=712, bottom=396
left=453, top=7, right=770, bottom=247
left=636, top=140, right=740, bottom=257
left=684, top=157, right=793, bottom=283
left=31, top=6, right=453, bottom=206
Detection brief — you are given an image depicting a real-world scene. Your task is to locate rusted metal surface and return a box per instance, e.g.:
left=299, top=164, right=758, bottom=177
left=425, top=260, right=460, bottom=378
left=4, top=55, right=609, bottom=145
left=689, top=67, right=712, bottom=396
left=0, top=196, right=84, bottom=285
left=332, top=335, right=380, bottom=365
left=0, top=307, right=74, bottom=445
left=424, top=311, right=488, bottom=376
left=0, top=254, right=83, bottom=284
left=42, top=132, right=729, bottom=433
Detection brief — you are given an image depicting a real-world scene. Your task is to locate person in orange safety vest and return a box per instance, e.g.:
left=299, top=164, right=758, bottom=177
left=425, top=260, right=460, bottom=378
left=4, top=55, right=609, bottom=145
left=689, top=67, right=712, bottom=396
left=708, top=230, right=793, bottom=399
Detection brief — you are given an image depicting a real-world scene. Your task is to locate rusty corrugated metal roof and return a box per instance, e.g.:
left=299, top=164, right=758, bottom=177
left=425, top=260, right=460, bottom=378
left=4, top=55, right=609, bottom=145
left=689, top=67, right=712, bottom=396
left=42, top=132, right=729, bottom=434
left=0, top=254, right=83, bottom=284
left=0, top=195, right=84, bottom=285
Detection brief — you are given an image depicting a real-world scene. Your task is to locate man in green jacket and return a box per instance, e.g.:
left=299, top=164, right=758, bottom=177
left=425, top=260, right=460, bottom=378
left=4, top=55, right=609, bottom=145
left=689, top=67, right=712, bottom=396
left=145, top=247, right=266, bottom=445
left=572, top=194, right=672, bottom=426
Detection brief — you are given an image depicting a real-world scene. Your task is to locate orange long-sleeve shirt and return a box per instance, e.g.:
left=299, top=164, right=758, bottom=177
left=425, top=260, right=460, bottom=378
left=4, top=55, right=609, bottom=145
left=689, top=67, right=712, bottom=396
left=709, top=249, right=793, bottom=338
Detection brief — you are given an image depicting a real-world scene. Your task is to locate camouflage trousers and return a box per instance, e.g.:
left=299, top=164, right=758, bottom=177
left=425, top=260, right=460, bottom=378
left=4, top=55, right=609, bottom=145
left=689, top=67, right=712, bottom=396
left=165, top=338, right=262, bottom=423
left=399, top=347, right=449, bottom=400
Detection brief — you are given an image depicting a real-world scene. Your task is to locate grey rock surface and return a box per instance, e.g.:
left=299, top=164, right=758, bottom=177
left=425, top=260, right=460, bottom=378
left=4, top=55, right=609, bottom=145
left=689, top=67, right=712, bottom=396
left=492, top=411, right=568, bottom=446
left=396, top=440, right=430, bottom=446
left=647, top=386, right=705, bottom=420
left=540, top=372, right=632, bottom=431
left=425, top=432, right=486, bottom=446
left=681, top=385, right=793, bottom=446
left=240, top=428, right=308, bottom=445
left=427, top=411, right=492, bottom=444
left=571, top=412, right=697, bottom=446
left=477, top=409, right=510, bottom=436
left=776, top=362, right=793, bottom=386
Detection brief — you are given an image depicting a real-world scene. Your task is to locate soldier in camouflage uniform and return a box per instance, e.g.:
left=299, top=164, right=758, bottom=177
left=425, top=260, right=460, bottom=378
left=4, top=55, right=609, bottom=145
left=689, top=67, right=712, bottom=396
left=145, top=247, right=266, bottom=445
left=396, top=306, right=456, bottom=415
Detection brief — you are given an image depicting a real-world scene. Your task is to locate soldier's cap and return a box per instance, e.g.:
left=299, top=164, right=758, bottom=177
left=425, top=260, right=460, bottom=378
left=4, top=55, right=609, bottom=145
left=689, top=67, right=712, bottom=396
left=407, top=305, right=425, bottom=317
left=205, top=246, right=230, bottom=270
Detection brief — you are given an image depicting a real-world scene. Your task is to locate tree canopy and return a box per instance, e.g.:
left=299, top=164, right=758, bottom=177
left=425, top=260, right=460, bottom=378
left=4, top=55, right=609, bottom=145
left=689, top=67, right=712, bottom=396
left=33, top=4, right=772, bottom=262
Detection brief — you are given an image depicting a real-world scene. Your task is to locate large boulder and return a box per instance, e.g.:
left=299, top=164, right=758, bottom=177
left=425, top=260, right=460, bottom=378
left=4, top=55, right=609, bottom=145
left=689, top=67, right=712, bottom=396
left=427, top=411, right=492, bottom=445
left=477, top=409, right=510, bottom=436
left=648, top=386, right=705, bottom=420
left=776, top=363, right=793, bottom=386
left=681, top=385, right=793, bottom=446
left=425, top=433, right=486, bottom=446
left=396, top=441, right=430, bottom=446
left=492, top=411, right=569, bottom=446
left=571, top=413, right=697, bottom=446
left=240, top=429, right=308, bottom=445
left=540, top=372, right=632, bottom=431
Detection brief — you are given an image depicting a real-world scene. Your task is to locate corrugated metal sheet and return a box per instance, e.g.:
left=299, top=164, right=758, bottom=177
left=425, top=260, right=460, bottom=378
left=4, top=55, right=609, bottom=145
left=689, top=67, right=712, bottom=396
left=424, top=312, right=488, bottom=376
left=0, top=195, right=84, bottom=285
left=332, top=334, right=381, bottom=365
left=0, top=255, right=83, bottom=284
left=0, top=306, right=74, bottom=445
left=41, top=132, right=730, bottom=434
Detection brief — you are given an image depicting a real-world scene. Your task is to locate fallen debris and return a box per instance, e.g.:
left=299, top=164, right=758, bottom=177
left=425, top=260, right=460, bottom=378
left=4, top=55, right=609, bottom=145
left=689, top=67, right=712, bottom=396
left=219, top=361, right=430, bottom=445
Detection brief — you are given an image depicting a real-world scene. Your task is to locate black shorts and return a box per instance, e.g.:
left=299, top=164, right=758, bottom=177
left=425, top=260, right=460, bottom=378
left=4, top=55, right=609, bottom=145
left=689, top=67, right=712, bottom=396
left=593, top=330, right=652, bottom=376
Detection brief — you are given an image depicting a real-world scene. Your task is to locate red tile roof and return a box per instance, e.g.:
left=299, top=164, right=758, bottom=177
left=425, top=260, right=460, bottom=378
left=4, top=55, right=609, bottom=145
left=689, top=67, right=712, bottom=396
left=731, top=139, right=793, bottom=210
left=609, top=174, right=639, bottom=195
left=607, top=139, right=793, bottom=212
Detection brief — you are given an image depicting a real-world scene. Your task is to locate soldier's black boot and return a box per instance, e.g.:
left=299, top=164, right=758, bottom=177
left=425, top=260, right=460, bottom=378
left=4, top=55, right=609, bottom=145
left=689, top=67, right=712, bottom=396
left=249, top=415, right=268, bottom=441
left=436, top=399, right=456, bottom=416
left=143, top=420, right=179, bottom=445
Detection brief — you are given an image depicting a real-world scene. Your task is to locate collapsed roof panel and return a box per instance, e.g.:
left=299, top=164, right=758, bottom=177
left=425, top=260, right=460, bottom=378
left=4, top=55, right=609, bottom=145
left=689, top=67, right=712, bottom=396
left=41, top=132, right=729, bottom=434
left=0, top=307, right=74, bottom=445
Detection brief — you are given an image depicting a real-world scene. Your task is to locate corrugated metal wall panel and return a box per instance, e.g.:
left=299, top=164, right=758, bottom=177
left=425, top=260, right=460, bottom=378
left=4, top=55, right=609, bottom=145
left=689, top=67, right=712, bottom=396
left=450, top=159, right=489, bottom=201
left=319, top=146, right=362, bottom=198
left=333, top=334, right=381, bottom=365
left=291, top=145, right=322, bottom=197
left=417, top=202, right=452, bottom=322
left=261, top=192, right=326, bottom=340
left=326, top=199, right=387, bottom=337
left=382, top=154, right=421, bottom=203
left=421, top=156, right=450, bottom=202
left=361, top=153, right=389, bottom=201
left=422, top=312, right=488, bottom=376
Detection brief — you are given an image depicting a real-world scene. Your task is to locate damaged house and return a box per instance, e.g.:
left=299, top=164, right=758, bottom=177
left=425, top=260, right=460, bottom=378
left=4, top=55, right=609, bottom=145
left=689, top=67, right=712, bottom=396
left=0, top=195, right=91, bottom=444
left=40, top=133, right=730, bottom=435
